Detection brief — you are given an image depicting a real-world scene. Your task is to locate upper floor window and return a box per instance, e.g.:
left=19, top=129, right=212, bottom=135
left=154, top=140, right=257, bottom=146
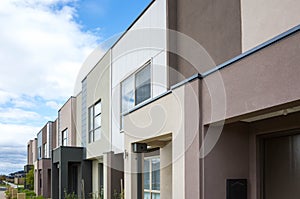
left=121, top=62, right=152, bottom=130
left=62, top=128, right=68, bottom=146
left=89, top=100, right=101, bottom=143
left=43, top=143, right=47, bottom=158
left=38, top=146, right=42, bottom=159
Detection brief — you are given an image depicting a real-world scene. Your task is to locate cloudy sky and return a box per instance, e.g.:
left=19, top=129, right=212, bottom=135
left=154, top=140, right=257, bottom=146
left=0, top=0, right=151, bottom=175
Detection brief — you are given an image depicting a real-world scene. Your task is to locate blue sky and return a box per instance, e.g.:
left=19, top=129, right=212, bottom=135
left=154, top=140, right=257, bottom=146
left=0, top=0, right=151, bottom=175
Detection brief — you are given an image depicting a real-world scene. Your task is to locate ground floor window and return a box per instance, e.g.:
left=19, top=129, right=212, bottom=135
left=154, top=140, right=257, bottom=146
left=144, top=157, right=160, bottom=199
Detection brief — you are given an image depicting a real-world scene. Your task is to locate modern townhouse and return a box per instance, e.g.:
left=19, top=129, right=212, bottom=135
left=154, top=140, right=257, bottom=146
left=52, top=50, right=125, bottom=199
left=117, top=1, right=300, bottom=199
left=24, top=139, right=35, bottom=189
left=51, top=97, right=92, bottom=199
left=80, top=50, right=124, bottom=199
left=25, top=0, right=300, bottom=198
left=34, top=121, right=57, bottom=198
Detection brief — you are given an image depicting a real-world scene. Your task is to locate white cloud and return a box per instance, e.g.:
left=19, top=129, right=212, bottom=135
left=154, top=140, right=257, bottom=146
left=0, top=0, right=105, bottom=174
left=0, top=108, right=41, bottom=123
left=0, top=0, right=102, bottom=100
left=0, top=90, right=18, bottom=104
left=46, top=100, right=62, bottom=110
left=0, top=123, right=39, bottom=147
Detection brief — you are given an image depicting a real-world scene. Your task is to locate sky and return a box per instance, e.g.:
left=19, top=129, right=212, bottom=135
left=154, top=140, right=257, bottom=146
left=0, top=0, right=152, bottom=175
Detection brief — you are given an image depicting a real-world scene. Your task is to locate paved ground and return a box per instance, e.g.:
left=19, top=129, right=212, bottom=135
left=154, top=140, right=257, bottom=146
left=0, top=191, right=5, bottom=199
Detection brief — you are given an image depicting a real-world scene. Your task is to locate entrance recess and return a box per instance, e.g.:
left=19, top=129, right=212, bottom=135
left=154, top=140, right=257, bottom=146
left=264, top=132, right=300, bottom=199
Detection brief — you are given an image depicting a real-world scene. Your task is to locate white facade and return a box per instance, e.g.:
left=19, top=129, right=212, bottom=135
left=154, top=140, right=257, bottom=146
left=111, top=0, right=168, bottom=153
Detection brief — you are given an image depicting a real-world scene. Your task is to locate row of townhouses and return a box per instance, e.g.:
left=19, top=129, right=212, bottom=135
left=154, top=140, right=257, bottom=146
left=24, top=0, right=300, bottom=198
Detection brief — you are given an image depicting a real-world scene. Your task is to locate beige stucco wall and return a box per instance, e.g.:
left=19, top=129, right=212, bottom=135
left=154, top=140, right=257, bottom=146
left=241, top=0, right=300, bottom=51
left=86, top=51, right=111, bottom=159
left=123, top=80, right=201, bottom=199
left=124, top=90, right=182, bottom=199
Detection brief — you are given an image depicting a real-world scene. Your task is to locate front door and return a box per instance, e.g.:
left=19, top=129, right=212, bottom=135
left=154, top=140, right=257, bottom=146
left=264, top=132, right=300, bottom=199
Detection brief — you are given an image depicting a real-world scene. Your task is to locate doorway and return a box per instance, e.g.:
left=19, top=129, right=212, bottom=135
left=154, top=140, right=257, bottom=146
left=263, top=131, right=300, bottom=199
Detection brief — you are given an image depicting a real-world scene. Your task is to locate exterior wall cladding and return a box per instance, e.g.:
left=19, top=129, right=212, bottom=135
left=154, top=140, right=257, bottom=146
left=25, top=0, right=300, bottom=199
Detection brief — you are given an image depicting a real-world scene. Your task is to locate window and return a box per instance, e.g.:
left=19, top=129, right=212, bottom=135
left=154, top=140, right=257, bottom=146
left=43, top=143, right=47, bottom=158
left=62, top=129, right=68, bottom=146
left=135, top=65, right=151, bottom=105
left=89, top=101, right=101, bottom=143
left=121, top=63, right=151, bottom=130
left=144, top=157, right=160, bottom=199
left=38, top=146, right=42, bottom=159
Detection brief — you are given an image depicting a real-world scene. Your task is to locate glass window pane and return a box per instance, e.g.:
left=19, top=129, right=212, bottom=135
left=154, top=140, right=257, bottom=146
left=152, top=158, right=160, bottom=191
left=94, top=128, right=101, bottom=141
left=135, top=65, right=151, bottom=105
left=94, top=101, right=101, bottom=115
left=120, top=115, right=124, bottom=130
left=121, top=76, right=134, bottom=113
left=144, top=192, right=151, bottom=199
left=62, top=129, right=68, bottom=146
left=152, top=193, right=160, bottom=199
left=89, top=130, right=93, bottom=143
left=94, top=115, right=101, bottom=129
left=89, top=107, right=93, bottom=131
left=144, top=159, right=150, bottom=190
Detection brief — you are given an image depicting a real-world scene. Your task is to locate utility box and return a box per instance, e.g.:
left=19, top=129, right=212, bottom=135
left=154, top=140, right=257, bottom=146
left=132, top=143, right=147, bottom=153
left=226, top=179, right=247, bottom=199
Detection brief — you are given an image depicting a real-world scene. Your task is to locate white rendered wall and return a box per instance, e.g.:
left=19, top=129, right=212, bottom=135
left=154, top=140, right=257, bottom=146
left=111, top=0, right=167, bottom=153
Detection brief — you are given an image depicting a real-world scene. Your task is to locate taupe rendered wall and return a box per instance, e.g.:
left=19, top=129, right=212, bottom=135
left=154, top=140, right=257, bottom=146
left=202, top=122, right=250, bottom=199
left=58, top=97, right=77, bottom=146
left=37, top=159, right=51, bottom=198
left=202, top=30, right=300, bottom=124
left=167, top=0, right=242, bottom=85
left=27, top=140, right=34, bottom=165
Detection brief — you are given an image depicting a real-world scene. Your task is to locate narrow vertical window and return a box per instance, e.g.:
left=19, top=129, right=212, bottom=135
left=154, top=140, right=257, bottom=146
left=62, top=128, right=68, bottom=146
left=88, top=100, right=102, bottom=143
left=43, top=143, right=47, bottom=158
left=88, top=107, right=94, bottom=143
left=144, top=157, right=160, bottom=199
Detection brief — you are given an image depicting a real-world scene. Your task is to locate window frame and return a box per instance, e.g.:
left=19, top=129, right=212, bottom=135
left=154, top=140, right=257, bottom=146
left=43, top=143, right=47, bottom=158
left=120, top=61, right=153, bottom=131
left=88, top=100, right=102, bottom=143
left=62, top=128, right=68, bottom=146
left=38, top=146, right=42, bottom=159
left=144, top=156, right=160, bottom=198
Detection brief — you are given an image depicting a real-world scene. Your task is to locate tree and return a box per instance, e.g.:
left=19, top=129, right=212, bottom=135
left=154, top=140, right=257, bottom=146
left=26, top=168, right=34, bottom=190
left=0, top=175, right=6, bottom=181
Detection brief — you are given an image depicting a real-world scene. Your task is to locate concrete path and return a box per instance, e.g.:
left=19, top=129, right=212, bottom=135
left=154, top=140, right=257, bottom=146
left=0, top=191, right=5, bottom=199
left=3, top=181, right=17, bottom=188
